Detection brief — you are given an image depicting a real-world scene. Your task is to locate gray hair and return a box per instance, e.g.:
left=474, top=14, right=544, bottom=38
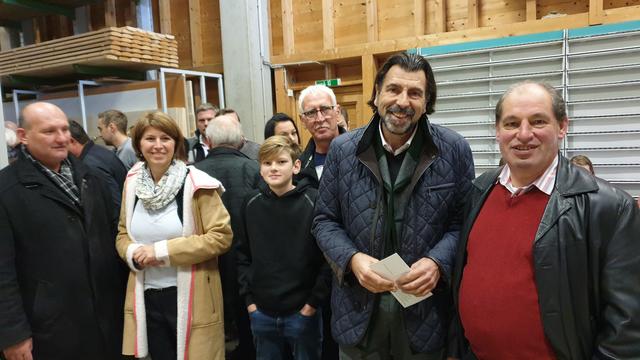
left=205, top=114, right=243, bottom=148
left=297, top=85, right=337, bottom=113
left=495, top=80, right=567, bottom=124
left=5, top=127, right=18, bottom=147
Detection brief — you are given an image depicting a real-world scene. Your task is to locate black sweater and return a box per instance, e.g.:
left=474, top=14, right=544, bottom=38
left=236, top=181, right=331, bottom=316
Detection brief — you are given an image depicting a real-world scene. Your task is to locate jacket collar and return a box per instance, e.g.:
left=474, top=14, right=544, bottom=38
left=473, top=154, right=599, bottom=197
left=356, top=112, right=438, bottom=158
left=15, top=151, right=87, bottom=215
left=78, top=140, right=98, bottom=161
left=206, top=146, right=250, bottom=159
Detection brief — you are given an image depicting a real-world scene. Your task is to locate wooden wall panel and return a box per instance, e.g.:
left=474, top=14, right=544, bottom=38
left=334, top=0, right=367, bottom=47
left=152, top=0, right=161, bottom=32
left=426, top=0, right=448, bottom=33
left=170, top=0, right=193, bottom=68
left=537, top=0, right=588, bottom=18
left=270, top=0, right=284, bottom=56
left=378, top=0, right=414, bottom=40
left=292, top=0, right=324, bottom=53
left=90, top=3, right=107, bottom=31
left=116, top=0, right=137, bottom=27
left=335, top=62, right=363, bottom=83
left=272, top=0, right=640, bottom=118
left=447, top=0, right=468, bottom=31
left=481, top=0, right=525, bottom=27
left=606, top=0, right=640, bottom=10
left=199, top=0, right=222, bottom=68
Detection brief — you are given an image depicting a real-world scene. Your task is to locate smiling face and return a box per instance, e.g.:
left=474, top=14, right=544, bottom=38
left=375, top=65, right=427, bottom=136
left=274, top=120, right=299, bottom=144
left=139, top=126, right=176, bottom=171
left=260, top=150, right=301, bottom=195
left=18, top=103, right=70, bottom=171
left=496, top=83, right=568, bottom=187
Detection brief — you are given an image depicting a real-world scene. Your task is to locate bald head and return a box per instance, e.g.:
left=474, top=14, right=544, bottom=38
left=21, top=102, right=67, bottom=130
left=206, top=114, right=244, bottom=149
left=17, top=102, right=70, bottom=171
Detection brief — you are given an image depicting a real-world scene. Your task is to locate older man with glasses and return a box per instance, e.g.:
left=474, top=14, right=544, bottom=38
left=294, top=84, right=345, bottom=360
left=296, top=85, right=345, bottom=188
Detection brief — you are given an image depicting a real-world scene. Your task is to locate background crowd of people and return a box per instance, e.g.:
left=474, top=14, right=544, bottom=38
left=2, top=52, right=640, bottom=360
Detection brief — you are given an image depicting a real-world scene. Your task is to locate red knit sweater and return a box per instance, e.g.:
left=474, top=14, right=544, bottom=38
left=459, top=184, right=556, bottom=359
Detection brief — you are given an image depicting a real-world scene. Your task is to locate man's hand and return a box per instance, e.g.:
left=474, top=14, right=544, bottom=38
left=396, top=257, right=440, bottom=296
left=299, top=304, right=316, bottom=317
left=247, top=304, right=257, bottom=314
left=3, top=337, right=33, bottom=360
left=133, top=245, right=159, bottom=267
left=350, top=252, right=395, bottom=293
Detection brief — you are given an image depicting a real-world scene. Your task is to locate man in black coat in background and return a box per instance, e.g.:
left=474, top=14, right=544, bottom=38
left=195, top=112, right=261, bottom=359
left=0, top=102, right=125, bottom=360
left=67, top=119, right=127, bottom=211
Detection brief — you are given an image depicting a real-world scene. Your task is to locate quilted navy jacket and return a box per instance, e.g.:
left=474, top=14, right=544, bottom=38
left=312, top=114, right=475, bottom=352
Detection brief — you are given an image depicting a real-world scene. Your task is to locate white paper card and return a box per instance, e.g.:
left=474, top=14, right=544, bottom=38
left=369, top=253, right=432, bottom=308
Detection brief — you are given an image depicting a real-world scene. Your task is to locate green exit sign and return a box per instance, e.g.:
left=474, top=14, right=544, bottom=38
left=315, top=78, right=341, bottom=87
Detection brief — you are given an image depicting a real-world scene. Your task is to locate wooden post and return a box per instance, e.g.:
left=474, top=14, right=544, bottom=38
left=159, top=0, right=172, bottom=33
left=0, top=28, right=11, bottom=51
left=322, top=0, right=334, bottom=50
left=189, top=0, right=203, bottom=67
left=434, top=0, right=447, bottom=33
left=361, top=54, right=377, bottom=121
left=282, top=0, right=294, bottom=56
left=367, top=0, right=378, bottom=42
left=468, top=0, right=479, bottom=29
left=589, top=0, right=604, bottom=25
left=105, top=0, right=117, bottom=26
left=526, top=0, right=537, bottom=22
left=414, top=0, right=425, bottom=36
left=274, top=67, right=291, bottom=115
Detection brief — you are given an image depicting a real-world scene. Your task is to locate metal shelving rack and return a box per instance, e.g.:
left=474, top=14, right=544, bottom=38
left=417, top=22, right=640, bottom=197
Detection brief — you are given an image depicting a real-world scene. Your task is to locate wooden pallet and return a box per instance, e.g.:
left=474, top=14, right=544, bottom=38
left=0, top=26, right=178, bottom=79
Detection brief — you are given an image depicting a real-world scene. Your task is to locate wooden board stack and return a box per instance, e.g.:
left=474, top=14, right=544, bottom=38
left=0, top=26, right=178, bottom=79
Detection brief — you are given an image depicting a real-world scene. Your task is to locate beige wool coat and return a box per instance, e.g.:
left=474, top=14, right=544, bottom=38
left=116, top=164, right=232, bottom=360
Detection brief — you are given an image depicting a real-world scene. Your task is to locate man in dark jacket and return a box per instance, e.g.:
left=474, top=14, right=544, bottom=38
left=67, top=119, right=127, bottom=210
left=0, top=102, right=125, bottom=360
left=312, top=53, right=475, bottom=358
left=450, top=81, right=640, bottom=359
left=294, top=85, right=343, bottom=189
left=187, top=102, right=218, bottom=163
left=195, top=113, right=261, bottom=359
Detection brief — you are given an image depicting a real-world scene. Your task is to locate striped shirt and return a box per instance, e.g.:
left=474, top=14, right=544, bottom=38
left=498, top=155, right=558, bottom=197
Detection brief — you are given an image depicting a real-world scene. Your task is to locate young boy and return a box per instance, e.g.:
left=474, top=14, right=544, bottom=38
left=236, top=135, right=331, bottom=360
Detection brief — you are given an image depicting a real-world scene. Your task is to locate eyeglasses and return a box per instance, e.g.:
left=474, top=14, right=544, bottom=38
left=301, top=106, right=335, bottom=120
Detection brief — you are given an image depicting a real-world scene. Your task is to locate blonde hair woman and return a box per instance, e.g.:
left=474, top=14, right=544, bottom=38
left=116, top=111, right=232, bottom=360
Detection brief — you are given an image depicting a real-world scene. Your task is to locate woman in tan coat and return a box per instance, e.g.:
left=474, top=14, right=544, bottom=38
left=115, top=111, right=232, bottom=360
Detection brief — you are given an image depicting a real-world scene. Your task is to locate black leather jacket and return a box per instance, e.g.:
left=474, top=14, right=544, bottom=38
left=450, top=155, right=640, bottom=359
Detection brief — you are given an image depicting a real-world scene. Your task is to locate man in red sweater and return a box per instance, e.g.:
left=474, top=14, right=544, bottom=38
left=449, top=81, right=640, bottom=359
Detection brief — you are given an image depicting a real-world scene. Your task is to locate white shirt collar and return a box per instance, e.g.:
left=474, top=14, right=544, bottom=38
left=498, top=155, right=559, bottom=197
left=378, top=122, right=419, bottom=156
left=199, top=134, right=210, bottom=150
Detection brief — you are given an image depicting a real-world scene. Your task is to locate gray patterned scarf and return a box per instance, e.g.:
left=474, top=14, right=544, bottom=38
left=135, top=160, right=188, bottom=211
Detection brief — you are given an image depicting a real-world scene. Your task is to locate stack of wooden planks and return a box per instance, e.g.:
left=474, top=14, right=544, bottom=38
left=0, top=26, right=178, bottom=79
